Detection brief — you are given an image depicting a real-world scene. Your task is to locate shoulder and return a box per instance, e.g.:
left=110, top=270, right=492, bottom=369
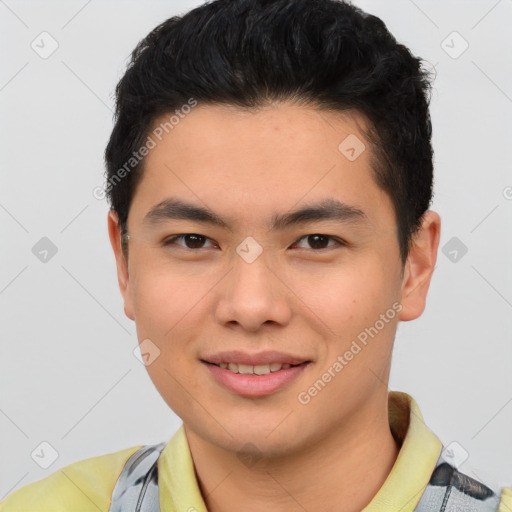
left=499, top=486, right=512, bottom=511
left=416, top=460, right=512, bottom=512
left=0, top=444, right=143, bottom=512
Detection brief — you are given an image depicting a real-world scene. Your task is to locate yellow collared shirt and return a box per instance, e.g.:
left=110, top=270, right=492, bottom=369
left=1, top=391, right=511, bottom=511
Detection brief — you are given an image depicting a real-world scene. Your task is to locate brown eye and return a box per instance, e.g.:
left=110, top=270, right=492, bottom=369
left=162, top=234, right=215, bottom=249
left=293, top=234, right=345, bottom=250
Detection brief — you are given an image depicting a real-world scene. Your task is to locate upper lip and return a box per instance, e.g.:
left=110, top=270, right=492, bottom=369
left=202, top=350, right=311, bottom=366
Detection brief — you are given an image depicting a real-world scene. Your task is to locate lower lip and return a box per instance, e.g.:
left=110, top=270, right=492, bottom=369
left=203, top=362, right=310, bottom=397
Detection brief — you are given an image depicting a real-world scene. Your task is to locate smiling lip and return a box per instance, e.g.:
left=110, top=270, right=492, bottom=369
left=202, top=360, right=311, bottom=397
left=201, top=350, right=310, bottom=366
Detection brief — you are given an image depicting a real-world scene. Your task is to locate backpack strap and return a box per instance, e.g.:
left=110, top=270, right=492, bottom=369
left=109, top=441, right=501, bottom=512
left=413, top=451, right=501, bottom=512
left=108, top=442, right=166, bottom=512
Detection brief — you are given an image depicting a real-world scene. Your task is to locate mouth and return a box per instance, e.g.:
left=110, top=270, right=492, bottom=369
left=202, top=360, right=310, bottom=375
left=201, top=360, right=312, bottom=397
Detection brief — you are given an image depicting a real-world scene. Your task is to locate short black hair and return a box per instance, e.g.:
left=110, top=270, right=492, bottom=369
left=104, top=0, right=435, bottom=265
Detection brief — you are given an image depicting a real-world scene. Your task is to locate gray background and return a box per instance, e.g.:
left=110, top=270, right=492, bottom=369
left=1, top=0, right=511, bottom=500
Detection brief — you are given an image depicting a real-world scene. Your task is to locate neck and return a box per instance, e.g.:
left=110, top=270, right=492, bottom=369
left=184, top=393, right=401, bottom=512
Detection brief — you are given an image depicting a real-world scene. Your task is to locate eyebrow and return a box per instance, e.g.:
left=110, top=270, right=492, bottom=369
left=142, top=197, right=370, bottom=232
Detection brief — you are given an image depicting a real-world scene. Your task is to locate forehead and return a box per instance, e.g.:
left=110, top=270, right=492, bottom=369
left=149, top=101, right=370, bottom=154
left=128, top=102, right=394, bottom=234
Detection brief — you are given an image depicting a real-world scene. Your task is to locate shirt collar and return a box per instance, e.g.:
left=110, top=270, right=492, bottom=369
left=363, top=391, right=443, bottom=511
left=158, top=391, right=442, bottom=512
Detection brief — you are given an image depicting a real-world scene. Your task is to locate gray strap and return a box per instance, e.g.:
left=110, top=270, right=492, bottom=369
left=110, top=441, right=501, bottom=512
left=414, top=454, right=500, bottom=512
left=108, top=442, right=165, bottom=512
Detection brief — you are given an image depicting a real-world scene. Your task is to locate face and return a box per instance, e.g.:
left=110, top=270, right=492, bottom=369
left=108, top=102, right=440, bottom=458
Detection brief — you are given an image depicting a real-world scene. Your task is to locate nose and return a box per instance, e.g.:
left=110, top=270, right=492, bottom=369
left=214, top=250, right=292, bottom=332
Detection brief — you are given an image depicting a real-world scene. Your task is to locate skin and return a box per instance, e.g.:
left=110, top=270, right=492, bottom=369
left=108, top=101, right=441, bottom=512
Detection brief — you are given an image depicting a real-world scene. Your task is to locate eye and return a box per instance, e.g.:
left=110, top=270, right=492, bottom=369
left=291, top=234, right=346, bottom=250
left=162, top=233, right=217, bottom=250
left=161, top=233, right=346, bottom=251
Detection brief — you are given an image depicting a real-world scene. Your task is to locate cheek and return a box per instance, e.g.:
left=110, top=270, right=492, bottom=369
left=130, top=259, right=209, bottom=334
left=129, top=264, right=205, bottom=415
left=285, top=258, right=397, bottom=328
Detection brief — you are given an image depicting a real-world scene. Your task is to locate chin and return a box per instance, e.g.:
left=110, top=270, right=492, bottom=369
left=230, top=422, right=313, bottom=458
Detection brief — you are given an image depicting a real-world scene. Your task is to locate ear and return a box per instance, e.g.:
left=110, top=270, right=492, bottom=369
left=398, top=210, right=441, bottom=321
left=107, top=210, right=135, bottom=321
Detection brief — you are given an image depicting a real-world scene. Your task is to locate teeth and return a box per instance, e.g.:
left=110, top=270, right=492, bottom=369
left=238, top=364, right=253, bottom=375
left=217, top=362, right=295, bottom=374
left=254, top=364, right=270, bottom=375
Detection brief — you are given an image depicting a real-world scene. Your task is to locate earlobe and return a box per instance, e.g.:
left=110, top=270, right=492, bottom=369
left=398, top=211, right=441, bottom=322
left=107, top=210, right=135, bottom=321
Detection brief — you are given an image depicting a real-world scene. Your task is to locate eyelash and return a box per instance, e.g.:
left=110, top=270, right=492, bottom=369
left=161, top=233, right=347, bottom=251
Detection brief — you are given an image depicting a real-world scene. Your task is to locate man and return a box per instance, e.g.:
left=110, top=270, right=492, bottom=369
left=1, top=0, right=510, bottom=511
